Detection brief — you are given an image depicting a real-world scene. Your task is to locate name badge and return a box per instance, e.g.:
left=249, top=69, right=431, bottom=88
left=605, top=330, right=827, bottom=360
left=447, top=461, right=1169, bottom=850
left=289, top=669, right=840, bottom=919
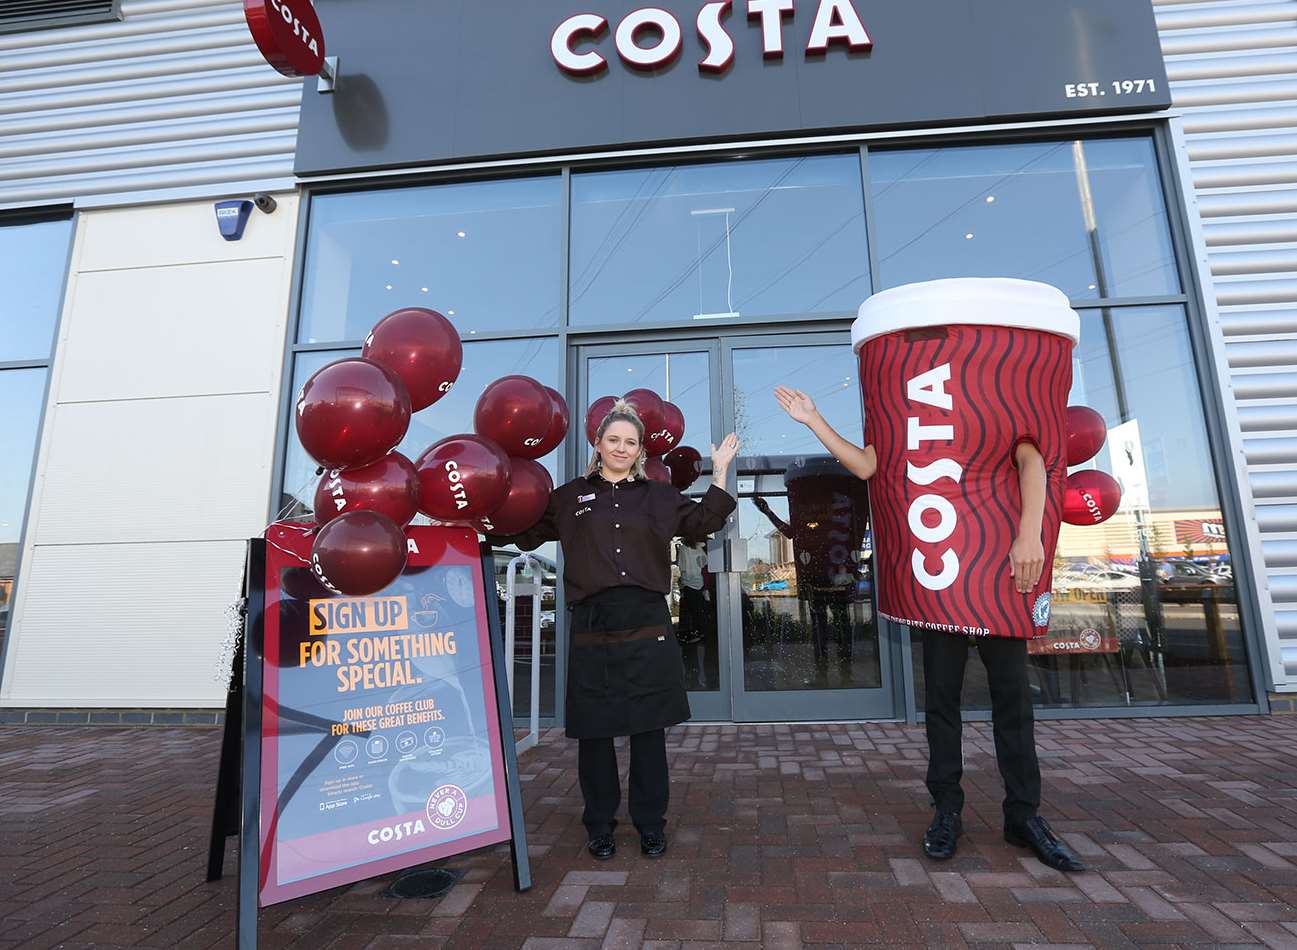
left=577, top=493, right=596, bottom=503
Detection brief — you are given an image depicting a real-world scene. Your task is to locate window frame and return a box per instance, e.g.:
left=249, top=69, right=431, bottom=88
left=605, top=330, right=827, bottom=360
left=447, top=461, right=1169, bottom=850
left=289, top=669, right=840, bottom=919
left=0, top=0, right=121, bottom=35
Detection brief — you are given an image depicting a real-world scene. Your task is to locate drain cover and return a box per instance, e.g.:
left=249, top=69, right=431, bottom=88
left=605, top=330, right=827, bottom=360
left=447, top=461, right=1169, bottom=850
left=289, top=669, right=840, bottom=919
left=384, top=867, right=461, bottom=900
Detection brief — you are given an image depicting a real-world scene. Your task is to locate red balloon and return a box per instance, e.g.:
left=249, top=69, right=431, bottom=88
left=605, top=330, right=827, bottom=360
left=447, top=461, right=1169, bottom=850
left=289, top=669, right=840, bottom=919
left=644, top=457, right=671, bottom=484
left=474, top=375, right=554, bottom=457
left=585, top=395, right=619, bottom=445
left=476, top=458, right=554, bottom=536
left=1066, top=405, right=1108, bottom=467
left=623, top=388, right=666, bottom=439
left=362, top=308, right=463, bottom=412
left=1062, top=470, right=1123, bottom=526
left=645, top=400, right=685, bottom=457
left=532, top=387, right=570, bottom=459
left=295, top=358, right=411, bottom=470
left=309, top=510, right=408, bottom=597
left=415, top=435, right=512, bottom=523
left=314, top=452, right=419, bottom=528
left=663, top=445, right=703, bottom=492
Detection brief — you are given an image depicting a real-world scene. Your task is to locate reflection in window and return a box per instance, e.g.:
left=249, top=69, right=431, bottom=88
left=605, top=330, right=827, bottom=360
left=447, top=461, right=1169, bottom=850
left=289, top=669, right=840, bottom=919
left=0, top=371, right=48, bottom=642
left=298, top=177, right=562, bottom=344
left=281, top=338, right=562, bottom=718
left=913, top=305, right=1249, bottom=710
left=870, top=137, right=1179, bottom=300
left=571, top=155, right=870, bottom=326
left=730, top=344, right=860, bottom=458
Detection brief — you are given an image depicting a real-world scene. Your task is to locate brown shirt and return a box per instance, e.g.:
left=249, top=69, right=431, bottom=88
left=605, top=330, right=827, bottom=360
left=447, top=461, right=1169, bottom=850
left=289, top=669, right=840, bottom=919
left=492, top=473, right=736, bottom=604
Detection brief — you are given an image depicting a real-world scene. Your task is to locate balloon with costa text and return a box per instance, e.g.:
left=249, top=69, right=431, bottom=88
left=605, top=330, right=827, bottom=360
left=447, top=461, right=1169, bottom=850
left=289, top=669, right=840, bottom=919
left=663, top=445, right=703, bottom=492
left=533, top=386, right=570, bottom=458
left=585, top=395, right=619, bottom=445
left=644, top=457, right=671, bottom=484
left=295, top=357, right=411, bottom=470
left=623, top=388, right=666, bottom=438
left=476, top=458, right=554, bottom=536
left=1066, top=405, right=1108, bottom=467
left=474, top=375, right=554, bottom=458
left=1062, top=469, right=1123, bottom=526
left=309, top=509, right=408, bottom=597
left=415, top=434, right=512, bottom=523
left=313, top=452, right=420, bottom=528
left=645, top=400, right=685, bottom=456
left=362, top=307, right=463, bottom=412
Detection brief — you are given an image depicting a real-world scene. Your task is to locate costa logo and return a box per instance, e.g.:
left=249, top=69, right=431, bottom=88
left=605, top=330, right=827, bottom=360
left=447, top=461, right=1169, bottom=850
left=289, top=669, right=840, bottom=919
left=244, top=0, right=326, bottom=78
left=366, top=818, right=426, bottom=846
left=650, top=428, right=676, bottom=446
left=1080, top=489, right=1102, bottom=522
left=904, top=363, right=962, bottom=592
left=523, top=437, right=544, bottom=447
left=552, top=0, right=871, bottom=77
left=443, top=460, right=471, bottom=511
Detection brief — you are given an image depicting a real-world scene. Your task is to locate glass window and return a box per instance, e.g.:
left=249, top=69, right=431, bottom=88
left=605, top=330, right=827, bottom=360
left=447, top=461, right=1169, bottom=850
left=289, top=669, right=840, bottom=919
left=870, top=137, right=1180, bottom=300
left=570, top=154, right=870, bottom=326
left=281, top=338, right=561, bottom=719
left=730, top=343, right=860, bottom=458
left=912, top=305, right=1250, bottom=711
left=0, top=218, right=70, bottom=363
left=1, top=370, right=48, bottom=640
left=298, top=177, right=563, bottom=344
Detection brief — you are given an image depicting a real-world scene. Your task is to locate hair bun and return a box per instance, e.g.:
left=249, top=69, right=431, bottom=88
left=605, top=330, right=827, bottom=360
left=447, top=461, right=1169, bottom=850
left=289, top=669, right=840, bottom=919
left=611, top=398, right=640, bottom=420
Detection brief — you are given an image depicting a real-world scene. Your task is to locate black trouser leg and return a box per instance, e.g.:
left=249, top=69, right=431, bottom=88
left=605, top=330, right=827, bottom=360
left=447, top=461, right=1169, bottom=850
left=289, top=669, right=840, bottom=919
left=923, top=629, right=971, bottom=815
left=578, top=737, right=620, bottom=837
left=627, top=729, right=669, bottom=836
left=977, top=636, right=1041, bottom=827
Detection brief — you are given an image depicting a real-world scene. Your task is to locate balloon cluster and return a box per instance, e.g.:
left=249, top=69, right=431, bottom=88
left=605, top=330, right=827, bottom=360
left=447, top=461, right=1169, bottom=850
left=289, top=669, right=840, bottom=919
left=1061, top=406, right=1123, bottom=526
left=584, top=388, right=702, bottom=491
left=294, top=308, right=569, bottom=596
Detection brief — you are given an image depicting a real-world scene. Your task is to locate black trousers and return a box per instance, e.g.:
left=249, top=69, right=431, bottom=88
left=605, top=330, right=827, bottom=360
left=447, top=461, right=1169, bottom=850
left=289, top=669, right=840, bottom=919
left=578, top=729, right=669, bottom=836
left=923, top=629, right=1041, bottom=826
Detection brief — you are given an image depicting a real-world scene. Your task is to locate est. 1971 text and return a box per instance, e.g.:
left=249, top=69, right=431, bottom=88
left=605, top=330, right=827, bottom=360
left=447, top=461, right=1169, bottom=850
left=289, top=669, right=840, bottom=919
left=1065, top=79, right=1158, bottom=99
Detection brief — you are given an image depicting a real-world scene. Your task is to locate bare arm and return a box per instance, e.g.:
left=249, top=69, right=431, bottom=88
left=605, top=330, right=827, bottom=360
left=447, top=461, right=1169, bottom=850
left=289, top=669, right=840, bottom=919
left=773, top=386, right=876, bottom=481
left=1010, top=442, right=1047, bottom=593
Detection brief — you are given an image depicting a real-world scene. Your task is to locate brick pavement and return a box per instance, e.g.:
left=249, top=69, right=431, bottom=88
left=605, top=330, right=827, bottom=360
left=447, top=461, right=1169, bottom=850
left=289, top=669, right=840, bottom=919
left=1, top=717, right=1296, bottom=949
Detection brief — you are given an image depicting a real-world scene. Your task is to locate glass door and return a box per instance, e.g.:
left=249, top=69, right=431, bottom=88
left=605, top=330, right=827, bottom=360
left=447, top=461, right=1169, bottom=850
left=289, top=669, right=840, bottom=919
left=720, top=335, right=895, bottom=721
left=576, top=340, right=733, bottom=722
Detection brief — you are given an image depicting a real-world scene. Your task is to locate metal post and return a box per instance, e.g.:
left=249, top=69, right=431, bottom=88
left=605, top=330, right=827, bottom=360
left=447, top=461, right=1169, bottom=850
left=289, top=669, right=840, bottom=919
left=505, top=553, right=543, bottom=754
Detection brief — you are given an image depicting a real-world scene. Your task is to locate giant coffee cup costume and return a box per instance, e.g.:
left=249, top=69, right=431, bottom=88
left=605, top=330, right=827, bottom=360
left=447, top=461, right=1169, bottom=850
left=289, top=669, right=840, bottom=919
left=488, top=401, right=739, bottom=859
left=775, top=278, right=1086, bottom=873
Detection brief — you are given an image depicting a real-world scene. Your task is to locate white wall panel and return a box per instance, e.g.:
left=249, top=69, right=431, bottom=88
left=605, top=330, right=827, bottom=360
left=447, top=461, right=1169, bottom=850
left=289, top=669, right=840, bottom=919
left=1159, top=0, right=1297, bottom=687
left=1, top=541, right=244, bottom=707
left=1, top=195, right=297, bottom=707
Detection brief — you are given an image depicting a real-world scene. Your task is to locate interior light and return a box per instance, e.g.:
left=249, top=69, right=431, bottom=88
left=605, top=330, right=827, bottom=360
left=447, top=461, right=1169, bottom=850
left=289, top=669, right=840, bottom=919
left=385, top=284, right=393, bottom=290
left=985, top=196, right=995, bottom=204
left=391, top=259, right=400, bottom=265
left=1088, top=284, right=1097, bottom=290
left=420, top=287, right=429, bottom=293
left=457, top=231, right=467, bottom=238
left=964, top=233, right=974, bottom=240
left=448, top=309, right=455, bottom=315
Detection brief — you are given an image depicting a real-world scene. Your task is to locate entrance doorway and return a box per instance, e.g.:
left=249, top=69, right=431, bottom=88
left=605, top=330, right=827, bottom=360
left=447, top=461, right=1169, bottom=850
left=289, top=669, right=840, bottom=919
left=575, top=332, right=899, bottom=721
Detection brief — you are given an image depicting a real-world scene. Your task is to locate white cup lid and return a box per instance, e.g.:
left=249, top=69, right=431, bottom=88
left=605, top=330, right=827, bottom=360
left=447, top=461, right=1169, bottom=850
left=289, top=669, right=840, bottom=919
left=852, top=278, right=1080, bottom=352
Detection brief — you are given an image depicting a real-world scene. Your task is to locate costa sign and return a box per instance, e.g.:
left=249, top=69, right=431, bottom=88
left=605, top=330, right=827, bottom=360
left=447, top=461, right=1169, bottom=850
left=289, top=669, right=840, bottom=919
left=552, top=0, right=871, bottom=76
left=244, top=0, right=326, bottom=78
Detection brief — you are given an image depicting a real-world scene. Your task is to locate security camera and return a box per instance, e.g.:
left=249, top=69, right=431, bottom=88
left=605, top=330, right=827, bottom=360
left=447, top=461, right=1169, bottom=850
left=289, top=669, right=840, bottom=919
left=253, top=193, right=278, bottom=214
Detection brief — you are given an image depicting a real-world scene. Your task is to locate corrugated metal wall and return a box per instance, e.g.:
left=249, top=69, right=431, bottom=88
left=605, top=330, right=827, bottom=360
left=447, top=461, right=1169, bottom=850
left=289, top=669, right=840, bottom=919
left=1158, top=0, right=1297, bottom=688
left=0, top=0, right=301, bottom=209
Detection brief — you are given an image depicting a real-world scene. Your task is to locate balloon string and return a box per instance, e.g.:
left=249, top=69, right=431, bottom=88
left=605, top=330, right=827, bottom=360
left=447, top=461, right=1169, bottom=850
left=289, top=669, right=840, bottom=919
left=260, top=469, right=321, bottom=566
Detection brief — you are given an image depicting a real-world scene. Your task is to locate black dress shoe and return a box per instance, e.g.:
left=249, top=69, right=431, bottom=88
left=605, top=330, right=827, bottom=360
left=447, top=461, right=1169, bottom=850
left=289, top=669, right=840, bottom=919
left=1004, top=816, right=1087, bottom=872
left=587, top=833, right=616, bottom=860
left=922, top=810, right=962, bottom=861
left=639, top=832, right=667, bottom=857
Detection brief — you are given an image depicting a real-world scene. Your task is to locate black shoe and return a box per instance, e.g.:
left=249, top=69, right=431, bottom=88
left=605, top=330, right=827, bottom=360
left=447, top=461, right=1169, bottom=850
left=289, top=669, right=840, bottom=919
left=587, top=833, right=616, bottom=860
left=1004, top=816, right=1087, bottom=873
left=922, top=810, right=962, bottom=861
left=639, top=832, right=667, bottom=858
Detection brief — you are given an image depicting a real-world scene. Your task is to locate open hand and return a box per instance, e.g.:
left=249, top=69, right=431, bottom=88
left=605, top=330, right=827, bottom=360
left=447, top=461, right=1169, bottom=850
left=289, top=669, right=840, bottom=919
left=1009, top=533, right=1045, bottom=594
left=710, top=433, right=740, bottom=473
left=774, top=386, right=818, bottom=425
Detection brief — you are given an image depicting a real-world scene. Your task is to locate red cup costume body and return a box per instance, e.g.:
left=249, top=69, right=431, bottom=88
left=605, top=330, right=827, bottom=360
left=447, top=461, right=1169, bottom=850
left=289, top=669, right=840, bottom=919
left=852, top=279, right=1079, bottom=640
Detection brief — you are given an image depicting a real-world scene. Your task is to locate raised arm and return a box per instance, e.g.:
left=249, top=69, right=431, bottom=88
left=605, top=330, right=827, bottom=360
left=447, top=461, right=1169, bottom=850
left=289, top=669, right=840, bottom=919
left=1009, top=442, right=1047, bottom=593
left=773, top=386, right=876, bottom=481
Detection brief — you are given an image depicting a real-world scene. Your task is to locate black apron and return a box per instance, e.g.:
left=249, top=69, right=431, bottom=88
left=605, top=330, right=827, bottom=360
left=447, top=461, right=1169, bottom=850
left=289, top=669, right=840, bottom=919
left=565, top=586, right=691, bottom=739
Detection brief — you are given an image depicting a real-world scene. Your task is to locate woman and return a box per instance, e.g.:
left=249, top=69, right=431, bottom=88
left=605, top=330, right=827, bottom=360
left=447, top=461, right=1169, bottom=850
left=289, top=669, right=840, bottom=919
left=489, top=400, right=739, bottom=860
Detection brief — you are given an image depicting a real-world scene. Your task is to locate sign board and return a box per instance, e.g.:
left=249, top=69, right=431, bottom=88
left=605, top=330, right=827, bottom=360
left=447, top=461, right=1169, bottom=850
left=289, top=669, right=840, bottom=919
left=208, top=524, right=529, bottom=948
left=244, top=0, right=326, bottom=77
left=295, top=0, right=1171, bottom=176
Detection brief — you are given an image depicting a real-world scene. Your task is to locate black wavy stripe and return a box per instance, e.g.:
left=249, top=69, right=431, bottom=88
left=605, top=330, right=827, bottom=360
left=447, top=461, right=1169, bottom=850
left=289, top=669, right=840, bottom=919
left=961, top=327, right=993, bottom=633
left=982, top=329, right=1024, bottom=639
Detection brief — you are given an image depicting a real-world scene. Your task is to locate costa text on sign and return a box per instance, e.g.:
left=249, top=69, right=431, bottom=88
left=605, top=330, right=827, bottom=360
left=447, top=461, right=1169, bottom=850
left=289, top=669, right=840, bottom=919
left=551, top=0, right=871, bottom=76
left=244, top=0, right=326, bottom=78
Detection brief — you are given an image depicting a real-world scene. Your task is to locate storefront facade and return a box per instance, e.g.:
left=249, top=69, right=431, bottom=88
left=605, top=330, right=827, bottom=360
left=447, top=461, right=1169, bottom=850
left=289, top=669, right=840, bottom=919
left=1, top=0, right=1293, bottom=721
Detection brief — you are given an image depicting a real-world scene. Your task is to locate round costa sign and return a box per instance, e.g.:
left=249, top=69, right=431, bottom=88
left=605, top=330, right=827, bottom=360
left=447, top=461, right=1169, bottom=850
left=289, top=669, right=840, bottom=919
left=244, top=0, right=325, bottom=77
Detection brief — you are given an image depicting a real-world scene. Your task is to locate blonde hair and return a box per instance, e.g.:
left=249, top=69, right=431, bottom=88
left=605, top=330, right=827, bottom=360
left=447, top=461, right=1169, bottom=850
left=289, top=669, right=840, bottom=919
left=585, top=399, right=649, bottom=480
